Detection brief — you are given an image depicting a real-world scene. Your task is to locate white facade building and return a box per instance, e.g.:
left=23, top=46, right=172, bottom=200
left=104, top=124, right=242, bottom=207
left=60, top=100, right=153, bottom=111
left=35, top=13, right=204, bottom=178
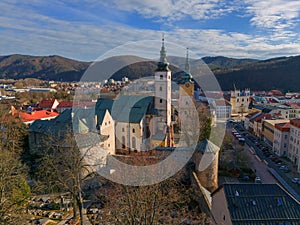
left=273, top=122, right=290, bottom=157
left=288, top=119, right=300, bottom=171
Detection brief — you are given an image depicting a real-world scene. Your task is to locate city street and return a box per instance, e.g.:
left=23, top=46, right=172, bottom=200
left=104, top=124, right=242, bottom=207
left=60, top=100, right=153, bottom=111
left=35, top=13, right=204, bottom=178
left=233, top=122, right=300, bottom=201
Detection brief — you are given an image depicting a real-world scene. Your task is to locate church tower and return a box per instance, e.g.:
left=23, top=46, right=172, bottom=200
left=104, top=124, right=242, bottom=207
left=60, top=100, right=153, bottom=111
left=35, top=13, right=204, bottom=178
left=178, top=48, right=195, bottom=123
left=154, top=35, right=172, bottom=129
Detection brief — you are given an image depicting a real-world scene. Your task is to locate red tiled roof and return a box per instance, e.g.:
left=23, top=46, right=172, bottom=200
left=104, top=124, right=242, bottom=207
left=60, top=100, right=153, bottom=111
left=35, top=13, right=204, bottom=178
left=275, top=122, right=290, bottom=132
left=57, top=101, right=73, bottom=108
left=253, top=113, right=272, bottom=123
left=39, top=98, right=57, bottom=109
left=290, top=119, right=300, bottom=129
left=18, top=110, right=59, bottom=123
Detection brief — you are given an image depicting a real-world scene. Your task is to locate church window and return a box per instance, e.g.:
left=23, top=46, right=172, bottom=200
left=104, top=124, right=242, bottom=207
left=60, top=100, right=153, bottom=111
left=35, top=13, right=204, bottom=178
left=105, top=122, right=107, bottom=126
left=132, top=137, right=136, bottom=149
left=186, top=101, right=188, bottom=105
left=132, top=128, right=135, bottom=133
left=160, top=99, right=163, bottom=103
left=160, top=75, right=163, bottom=79
left=122, top=136, right=125, bottom=149
left=122, top=127, right=125, bottom=132
left=108, top=144, right=110, bottom=147
left=159, top=86, right=163, bottom=91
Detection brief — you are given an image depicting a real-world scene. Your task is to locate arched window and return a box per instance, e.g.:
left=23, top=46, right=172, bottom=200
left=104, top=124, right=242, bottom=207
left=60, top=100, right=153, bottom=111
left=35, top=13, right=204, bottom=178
left=132, top=128, right=135, bottom=133
left=132, top=137, right=136, bottom=149
left=160, top=75, right=163, bottom=79
left=159, top=86, right=163, bottom=91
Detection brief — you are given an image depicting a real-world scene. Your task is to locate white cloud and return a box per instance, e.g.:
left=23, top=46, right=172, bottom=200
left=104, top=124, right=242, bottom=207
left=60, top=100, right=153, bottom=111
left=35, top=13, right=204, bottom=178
left=97, top=0, right=239, bottom=21
left=244, top=0, right=300, bottom=31
left=1, top=0, right=300, bottom=61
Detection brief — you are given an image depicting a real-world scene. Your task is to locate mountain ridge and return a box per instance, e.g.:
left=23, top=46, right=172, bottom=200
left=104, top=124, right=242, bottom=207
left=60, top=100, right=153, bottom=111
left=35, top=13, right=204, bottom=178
left=1, top=54, right=299, bottom=91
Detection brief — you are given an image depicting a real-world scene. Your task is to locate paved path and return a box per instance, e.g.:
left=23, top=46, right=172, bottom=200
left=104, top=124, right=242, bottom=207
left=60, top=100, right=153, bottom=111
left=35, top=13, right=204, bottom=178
left=244, top=144, right=277, bottom=184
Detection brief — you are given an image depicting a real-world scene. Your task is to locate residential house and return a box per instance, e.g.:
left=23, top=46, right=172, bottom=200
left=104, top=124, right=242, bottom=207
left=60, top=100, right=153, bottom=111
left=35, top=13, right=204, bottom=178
left=253, top=113, right=272, bottom=137
left=11, top=106, right=59, bottom=125
left=262, top=119, right=289, bottom=146
left=288, top=119, right=300, bottom=171
left=273, top=122, right=290, bottom=157
left=38, top=98, right=59, bottom=110
left=244, top=112, right=261, bottom=131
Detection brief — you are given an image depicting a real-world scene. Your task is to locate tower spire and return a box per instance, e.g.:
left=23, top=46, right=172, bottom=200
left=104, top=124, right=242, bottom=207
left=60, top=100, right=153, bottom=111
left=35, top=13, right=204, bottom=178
left=160, top=33, right=167, bottom=63
left=185, top=47, right=190, bottom=73
left=157, top=33, right=169, bottom=71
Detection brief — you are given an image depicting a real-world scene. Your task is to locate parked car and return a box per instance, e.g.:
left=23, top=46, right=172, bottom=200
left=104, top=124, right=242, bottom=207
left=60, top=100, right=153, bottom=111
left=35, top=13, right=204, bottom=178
left=279, top=165, right=287, bottom=170
left=255, top=177, right=262, bottom=183
left=292, top=178, right=300, bottom=184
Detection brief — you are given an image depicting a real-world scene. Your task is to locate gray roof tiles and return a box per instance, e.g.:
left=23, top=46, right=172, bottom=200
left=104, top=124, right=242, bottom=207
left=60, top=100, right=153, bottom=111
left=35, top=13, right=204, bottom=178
left=222, top=184, right=300, bottom=225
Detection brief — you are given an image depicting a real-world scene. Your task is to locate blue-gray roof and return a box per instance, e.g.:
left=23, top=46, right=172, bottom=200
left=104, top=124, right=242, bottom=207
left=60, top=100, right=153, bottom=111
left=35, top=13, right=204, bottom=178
left=29, top=109, right=106, bottom=148
left=95, top=95, right=154, bottom=125
left=220, top=183, right=300, bottom=225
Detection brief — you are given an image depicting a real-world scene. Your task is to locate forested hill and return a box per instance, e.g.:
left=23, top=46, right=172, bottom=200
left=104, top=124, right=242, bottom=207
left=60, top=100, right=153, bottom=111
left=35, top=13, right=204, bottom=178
left=1, top=54, right=300, bottom=91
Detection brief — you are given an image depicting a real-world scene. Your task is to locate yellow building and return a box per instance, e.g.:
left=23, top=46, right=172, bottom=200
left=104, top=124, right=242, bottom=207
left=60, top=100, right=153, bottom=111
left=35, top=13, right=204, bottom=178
left=262, top=119, right=289, bottom=145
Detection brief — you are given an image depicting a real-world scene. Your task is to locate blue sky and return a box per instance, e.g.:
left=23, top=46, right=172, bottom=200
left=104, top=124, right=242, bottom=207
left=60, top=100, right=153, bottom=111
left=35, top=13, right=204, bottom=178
left=1, top=0, right=300, bottom=61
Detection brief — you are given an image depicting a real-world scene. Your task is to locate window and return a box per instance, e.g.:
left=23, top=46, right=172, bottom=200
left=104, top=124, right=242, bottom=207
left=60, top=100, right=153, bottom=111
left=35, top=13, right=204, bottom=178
left=159, top=86, right=163, bottom=91
left=160, top=75, right=163, bottom=79
left=122, top=136, right=125, bottom=149
left=132, top=128, right=135, bottom=133
left=160, top=99, right=163, bottom=103
left=132, top=137, right=136, bottom=149
left=122, top=127, right=125, bottom=132
left=108, top=144, right=110, bottom=147
left=105, top=122, right=107, bottom=126
left=108, top=121, right=110, bottom=124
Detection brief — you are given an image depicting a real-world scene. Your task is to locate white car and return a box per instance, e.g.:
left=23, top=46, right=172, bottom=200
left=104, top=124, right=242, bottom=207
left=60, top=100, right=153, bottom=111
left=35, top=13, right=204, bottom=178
left=255, top=177, right=262, bottom=183
left=292, top=178, right=300, bottom=184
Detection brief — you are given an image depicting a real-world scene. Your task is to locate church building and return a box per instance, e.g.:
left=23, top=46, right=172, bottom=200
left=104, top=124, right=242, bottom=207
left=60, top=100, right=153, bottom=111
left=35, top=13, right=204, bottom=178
left=96, top=37, right=194, bottom=153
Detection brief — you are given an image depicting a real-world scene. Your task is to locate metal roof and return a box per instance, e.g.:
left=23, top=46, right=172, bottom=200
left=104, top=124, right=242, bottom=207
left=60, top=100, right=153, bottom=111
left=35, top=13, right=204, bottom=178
left=222, top=184, right=300, bottom=225
left=95, top=95, right=154, bottom=125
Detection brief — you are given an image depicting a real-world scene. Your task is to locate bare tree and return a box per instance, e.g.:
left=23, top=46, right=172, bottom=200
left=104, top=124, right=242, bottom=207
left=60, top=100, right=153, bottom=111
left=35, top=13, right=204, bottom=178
left=90, top=155, right=213, bottom=225
left=37, top=130, right=103, bottom=225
